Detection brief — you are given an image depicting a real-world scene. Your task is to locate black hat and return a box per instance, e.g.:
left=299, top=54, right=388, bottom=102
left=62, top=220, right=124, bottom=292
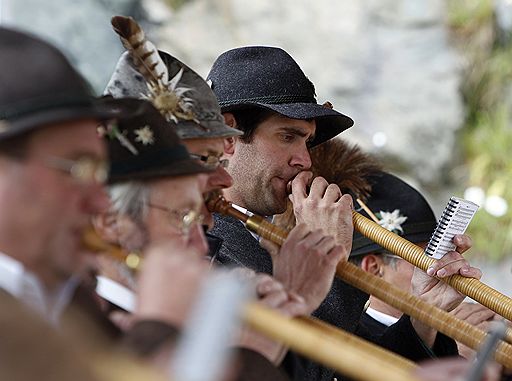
left=0, top=27, right=132, bottom=140
left=206, top=46, right=354, bottom=147
left=104, top=99, right=211, bottom=184
left=351, top=172, right=437, bottom=257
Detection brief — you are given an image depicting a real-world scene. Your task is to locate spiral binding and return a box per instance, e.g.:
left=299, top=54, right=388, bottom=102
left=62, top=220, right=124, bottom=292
left=425, top=197, right=477, bottom=259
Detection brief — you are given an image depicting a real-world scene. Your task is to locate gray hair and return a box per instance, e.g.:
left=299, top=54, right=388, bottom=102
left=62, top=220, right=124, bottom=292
left=108, top=181, right=151, bottom=224
left=349, top=251, right=400, bottom=271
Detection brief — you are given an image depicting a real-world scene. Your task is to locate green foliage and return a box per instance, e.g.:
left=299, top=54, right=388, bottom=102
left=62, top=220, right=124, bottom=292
left=163, top=0, right=192, bottom=10
left=447, top=0, right=512, bottom=261
left=462, top=106, right=512, bottom=259
left=447, top=0, right=493, bottom=32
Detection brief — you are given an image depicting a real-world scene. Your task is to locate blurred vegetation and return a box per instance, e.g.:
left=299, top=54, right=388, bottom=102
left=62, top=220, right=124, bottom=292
left=162, top=0, right=191, bottom=10
left=447, top=0, right=512, bottom=261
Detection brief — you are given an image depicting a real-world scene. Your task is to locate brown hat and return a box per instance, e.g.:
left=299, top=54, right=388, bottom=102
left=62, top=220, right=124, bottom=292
left=0, top=27, right=134, bottom=140
left=104, top=99, right=211, bottom=184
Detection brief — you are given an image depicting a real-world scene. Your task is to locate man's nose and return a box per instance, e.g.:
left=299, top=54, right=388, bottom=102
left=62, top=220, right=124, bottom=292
left=82, top=183, right=111, bottom=214
left=206, top=166, right=233, bottom=191
left=289, top=145, right=312, bottom=170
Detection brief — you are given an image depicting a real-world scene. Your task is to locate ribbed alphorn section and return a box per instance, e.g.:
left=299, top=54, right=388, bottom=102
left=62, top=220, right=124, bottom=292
left=337, top=261, right=512, bottom=368
left=296, top=316, right=417, bottom=371
left=244, top=303, right=421, bottom=381
left=237, top=211, right=512, bottom=368
left=352, top=212, right=512, bottom=322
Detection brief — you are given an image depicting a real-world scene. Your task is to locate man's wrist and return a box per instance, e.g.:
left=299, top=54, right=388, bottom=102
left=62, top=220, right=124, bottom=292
left=410, top=317, right=437, bottom=348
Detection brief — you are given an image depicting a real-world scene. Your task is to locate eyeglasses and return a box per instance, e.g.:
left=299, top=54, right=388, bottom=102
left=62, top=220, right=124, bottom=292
left=147, top=203, right=205, bottom=236
left=189, top=154, right=229, bottom=170
left=45, top=156, right=108, bottom=184
left=381, top=252, right=402, bottom=261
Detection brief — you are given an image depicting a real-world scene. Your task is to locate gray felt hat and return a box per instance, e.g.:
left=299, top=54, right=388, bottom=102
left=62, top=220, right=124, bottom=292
left=207, top=46, right=353, bottom=147
left=105, top=51, right=242, bottom=140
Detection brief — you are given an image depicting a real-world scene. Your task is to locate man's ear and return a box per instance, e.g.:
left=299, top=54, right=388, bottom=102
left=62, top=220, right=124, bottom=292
left=223, top=112, right=237, bottom=128
left=223, top=113, right=238, bottom=155
left=93, top=212, right=145, bottom=252
left=360, top=254, right=383, bottom=276
left=224, top=137, right=235, bottom=156
left=92, top=213, right=121, bottom=244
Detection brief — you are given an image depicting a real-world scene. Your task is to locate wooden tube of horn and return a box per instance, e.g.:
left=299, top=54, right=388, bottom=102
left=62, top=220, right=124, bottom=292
left=206, top=195, right=512, bottom=368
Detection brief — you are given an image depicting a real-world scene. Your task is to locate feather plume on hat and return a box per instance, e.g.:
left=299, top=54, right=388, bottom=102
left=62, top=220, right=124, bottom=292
left=111, top=16, right=198, bottom=124
left=274, top=139, right=382, bottom=231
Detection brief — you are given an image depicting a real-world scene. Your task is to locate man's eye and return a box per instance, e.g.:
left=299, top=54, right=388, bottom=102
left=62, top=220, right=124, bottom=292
left=281, top=134, right=295, bottom=142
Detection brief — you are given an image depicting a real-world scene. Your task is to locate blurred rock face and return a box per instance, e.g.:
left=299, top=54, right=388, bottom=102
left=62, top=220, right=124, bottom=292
left=1, top=0, right=140, bottom=92
left=156, top=0, right=463, bottom=185
left=1, top=0, right=463, bottom=184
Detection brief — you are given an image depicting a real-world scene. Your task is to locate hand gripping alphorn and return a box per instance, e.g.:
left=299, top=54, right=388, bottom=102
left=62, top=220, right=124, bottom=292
left=83, top=227, right=422, bottom=381
left=206, top=194, right=512, bottom=368
left=351, top=212, right=512, bottom=321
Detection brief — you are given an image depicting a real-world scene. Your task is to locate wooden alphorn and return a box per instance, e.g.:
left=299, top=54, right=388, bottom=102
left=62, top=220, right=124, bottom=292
left=207, top=194, right=512, bottom=368
left=83, top=228, right=420, bottom=381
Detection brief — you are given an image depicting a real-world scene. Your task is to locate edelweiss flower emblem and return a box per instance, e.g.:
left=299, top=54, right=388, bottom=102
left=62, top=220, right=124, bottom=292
left=134, top=125, right=155, bottom=145
left=376, top=209, right=408, bottom=234
left=147, top=68, right=198, bottom=124
left=98, top=122, right=138, bottom=155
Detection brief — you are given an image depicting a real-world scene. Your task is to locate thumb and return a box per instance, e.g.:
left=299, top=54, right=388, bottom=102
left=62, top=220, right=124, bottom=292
left=260, top=238, right=279, bottom=257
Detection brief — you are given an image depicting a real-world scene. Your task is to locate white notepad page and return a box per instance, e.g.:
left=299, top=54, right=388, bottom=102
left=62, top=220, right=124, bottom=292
left=425, top=197, right=479, bottom=259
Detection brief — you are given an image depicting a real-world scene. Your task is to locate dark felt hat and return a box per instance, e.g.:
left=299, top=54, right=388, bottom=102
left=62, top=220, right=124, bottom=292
left=206, top=46, right=354, bottom=147
left=351, top=172, right=437, bottom=257
left=104, top=99, right=211, bottom=184
left=0, top=27, right=133, bottom=140
left=105, top=51, right=242, bottom=140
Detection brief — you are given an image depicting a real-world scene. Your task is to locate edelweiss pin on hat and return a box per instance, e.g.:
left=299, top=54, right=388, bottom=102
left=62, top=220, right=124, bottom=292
left=206, top=46, right=354, bottom=147
left=0, top=27, right=136, bottom=141
left=105, top=16, right=242, bottom=140
left=103, top=99, right=210, bottom=184
left=350, top=172, right=437, bottom=257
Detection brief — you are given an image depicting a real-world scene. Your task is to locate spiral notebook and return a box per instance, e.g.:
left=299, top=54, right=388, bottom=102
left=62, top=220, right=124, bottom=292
left=425, top=196, right=479, bottom=259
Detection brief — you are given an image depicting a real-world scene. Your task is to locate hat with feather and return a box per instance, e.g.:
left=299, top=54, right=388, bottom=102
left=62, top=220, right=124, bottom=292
left=105, top=16, right=242, bottom=140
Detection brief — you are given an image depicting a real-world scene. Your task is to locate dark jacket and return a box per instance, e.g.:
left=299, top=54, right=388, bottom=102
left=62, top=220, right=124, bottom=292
left=209, top=214, right=458, bottom=381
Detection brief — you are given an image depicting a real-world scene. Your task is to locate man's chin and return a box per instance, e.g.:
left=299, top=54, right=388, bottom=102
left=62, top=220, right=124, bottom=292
left=260, top=193, right=288, bottom=216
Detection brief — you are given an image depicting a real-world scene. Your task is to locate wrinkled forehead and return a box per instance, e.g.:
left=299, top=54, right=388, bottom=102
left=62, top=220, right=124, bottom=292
left=149, top=175, right=203, bottom=208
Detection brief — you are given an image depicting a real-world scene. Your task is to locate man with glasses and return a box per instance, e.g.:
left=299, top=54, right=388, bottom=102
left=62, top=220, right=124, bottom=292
left=106, top=49, right=243, bottom=230
left=94, top=86, right=324, bottom=379
left=0, top=27, right=136, bottom=325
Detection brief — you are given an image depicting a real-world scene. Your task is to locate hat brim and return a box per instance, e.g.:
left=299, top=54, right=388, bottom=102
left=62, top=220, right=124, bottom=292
left=108, top=157, right=211, bottom=185
left=177, top=120, right=243, bottom=141
left=0, top=97, right=139, bottom=140
left=220, top=102, right=353, bottom=146
left=350, top=231, right=433, bottom=258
